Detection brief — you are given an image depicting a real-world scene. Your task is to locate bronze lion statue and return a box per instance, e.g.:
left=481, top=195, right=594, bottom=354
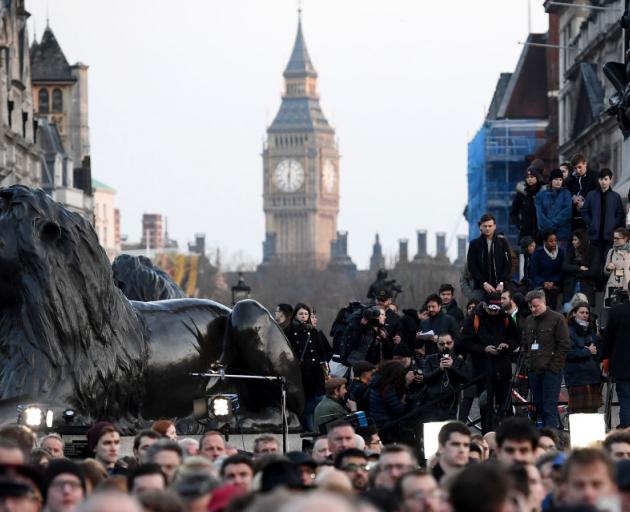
left=0, top=185, right=303, bottom=429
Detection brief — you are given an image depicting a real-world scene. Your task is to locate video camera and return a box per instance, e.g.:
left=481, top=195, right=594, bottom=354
left=362, top=306, right=382, bottom=327
left=605, top=288, right=630, bottom=308
left=321, top=411, right=369, bottom=435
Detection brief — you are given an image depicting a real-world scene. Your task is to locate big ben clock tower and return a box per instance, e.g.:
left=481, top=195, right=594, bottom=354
left=262, top=13, right=340, bottom=268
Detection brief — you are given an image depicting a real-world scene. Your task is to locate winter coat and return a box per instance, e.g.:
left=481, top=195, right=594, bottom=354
left=529, top=246, right=565, bottom=289
left=535, top=187, right=573, bottom=241
left=581, top=188, right=625, bottom=241
left=285, top=321, right=332, bottom=398
left=367, top=373, right=406, bottom=428
left=460, top=307, right=519, bottom=381
left=443, top=300, right=464, bottom=326
left=398, top=309, right=421, bottom=350
left=421, top=352, right=469, bottom=409
left=347, top=325, right=388, bottom=366
left=561, top=245, right=600, bottom=305
left=314, top=395, right=349, bottom=430
left=510, top=181, right=542, bottom=239
left=347, top=379, right=370, bottom=414
left=522, top=309, right=569, bottom=374
left=466, top=235, right=513, bottom=290
left=603, top=301, right=630, bottom=380
left=565, top=321, right=601, bottom=388
left=420, top=311, right=460, bottom=356
left=603, top=246, right=630, bottom=301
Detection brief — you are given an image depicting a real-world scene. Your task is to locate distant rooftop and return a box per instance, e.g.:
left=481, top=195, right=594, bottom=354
left=92, top=178, right=116, bottom=193
left=30, top=26, right=76, bottom=82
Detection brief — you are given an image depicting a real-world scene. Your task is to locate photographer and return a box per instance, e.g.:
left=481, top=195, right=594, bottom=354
left=460, top=293, right=519, bottom=433
left=603, top=227, right=630, bottom=307
left=603, top=288, right=630, bottom=428
left=347, top=306, right=389, bottom=366
left=419, top=333, right=469, bottom=421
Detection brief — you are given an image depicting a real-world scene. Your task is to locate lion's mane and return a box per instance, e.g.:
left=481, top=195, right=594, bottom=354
left=0, top=186, right=147, bottom=420
left=112, top=254, right=186, bottom=302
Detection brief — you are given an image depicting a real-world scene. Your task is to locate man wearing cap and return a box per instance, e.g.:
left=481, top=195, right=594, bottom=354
left=314, top=378, right=354, bottom=432
left=43, top=459, right=86, bottom=512
left=347, top=361, right=375, bottom=414
left=419, top=333, right=469, bottom=421
left=286, top=451, right=318, bottom=488
left=461, top=292, right=519, bottom=433
left=86, top=422, right=122, bottom=475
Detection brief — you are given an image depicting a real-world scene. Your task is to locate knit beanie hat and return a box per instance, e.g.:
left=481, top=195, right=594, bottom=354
left=86, top=421, right=118, bottom=452
left=43, top=459, right=86, bottom=501
left=549, top=168, right=564, bottom=182
left=524, top=166, right=543, bottom=183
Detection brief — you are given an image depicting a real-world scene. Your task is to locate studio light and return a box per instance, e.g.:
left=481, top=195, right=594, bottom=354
left=423, top=421, right=448, bottom=460
left=193, top=394, right=240, bottom=421
left=569, top=413, right=605, bottom=448
left=17, top=404, right=53, bottom=431
left=62, top=409, right=76, bottom=424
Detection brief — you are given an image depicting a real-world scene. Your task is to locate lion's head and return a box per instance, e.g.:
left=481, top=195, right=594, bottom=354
left=112, top=254, right=186, bottom=302
left=0, top=186, right=147, bottom=421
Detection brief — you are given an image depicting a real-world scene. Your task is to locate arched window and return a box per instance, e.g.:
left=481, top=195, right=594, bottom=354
left=52, top=88, right=63, bottom=112
left=38, top=88, right=49, bottom=113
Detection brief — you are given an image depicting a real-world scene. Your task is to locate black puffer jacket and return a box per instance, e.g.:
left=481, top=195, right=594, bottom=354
left=510, top=180, right=542, bottom=239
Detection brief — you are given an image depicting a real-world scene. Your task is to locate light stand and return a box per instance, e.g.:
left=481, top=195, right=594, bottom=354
left=190, top=368, right=289, bottom=453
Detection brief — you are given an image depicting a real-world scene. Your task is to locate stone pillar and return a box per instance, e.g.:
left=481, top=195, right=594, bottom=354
left=398, top=239, right=408, bottom=264
left=414, top=230, right=427, bottom=260
left=436, top=232, right=447, bottom=258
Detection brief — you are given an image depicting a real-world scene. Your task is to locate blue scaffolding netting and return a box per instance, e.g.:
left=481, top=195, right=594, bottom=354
left=466, top=119, right=547, bottom=249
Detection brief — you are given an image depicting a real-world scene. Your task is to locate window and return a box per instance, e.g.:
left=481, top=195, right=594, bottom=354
left=38, top=89, right=49, bottom=113
left=52, top=88, right=62, bottom=112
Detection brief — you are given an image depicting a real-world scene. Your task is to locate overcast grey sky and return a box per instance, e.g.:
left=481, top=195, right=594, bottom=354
left=26, top=0, right=547, bottom=269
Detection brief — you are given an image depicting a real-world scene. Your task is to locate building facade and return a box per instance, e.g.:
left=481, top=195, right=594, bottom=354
left=30, top=23, right=93, bottom=218
left=262, top=15, right=340, bottom=268
left=92, top=178, right=120, bottom=260
left=546, top=0, right=630, bottom=195
left=0, top=0, right=41, bottom=188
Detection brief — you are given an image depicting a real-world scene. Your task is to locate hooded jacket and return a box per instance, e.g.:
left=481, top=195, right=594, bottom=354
left=535, top=186, right=573, bottom=241
left=510, top=180, right=542, bottom=239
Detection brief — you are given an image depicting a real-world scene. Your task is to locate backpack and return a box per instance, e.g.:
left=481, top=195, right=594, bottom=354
left=330, top=302, right=370, bottom=366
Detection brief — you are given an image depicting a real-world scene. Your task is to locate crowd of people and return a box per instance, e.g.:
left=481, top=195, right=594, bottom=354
left=2, top=413, right=630, bottom=511
left=3, top=152, right=630, bottom=511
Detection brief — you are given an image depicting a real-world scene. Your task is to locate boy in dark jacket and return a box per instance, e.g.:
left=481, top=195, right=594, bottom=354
left=580, top=167, right=625, bottom=266
left=565, top=152, right=599, bottom=230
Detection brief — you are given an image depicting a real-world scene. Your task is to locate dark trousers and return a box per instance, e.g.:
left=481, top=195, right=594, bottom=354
left=529, top=370, right=563, bottom=428
left=616, top=380, right=630, bottom=429
left=592, top=239, right=613, bottom=278
left=478, top=378, right=511, bottom=433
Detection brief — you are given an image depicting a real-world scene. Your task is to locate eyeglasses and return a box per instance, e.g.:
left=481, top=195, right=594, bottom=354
left=381, top=463, right=414, bottom=473
left=341, top=463, right=369, bottom=473
left=614, top=236, right=626, bottom=240
left=50, top=480, right=83, bottom=491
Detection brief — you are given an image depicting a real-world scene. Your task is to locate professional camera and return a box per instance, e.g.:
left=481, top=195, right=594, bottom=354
left=605, top=288, right=630, bottom=308
left=362, top=306, right=382, bottom=326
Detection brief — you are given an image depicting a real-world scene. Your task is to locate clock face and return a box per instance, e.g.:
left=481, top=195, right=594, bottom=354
left=273, top=159, right=305, bottom=193
left=322, top=160, right=337, bottom=193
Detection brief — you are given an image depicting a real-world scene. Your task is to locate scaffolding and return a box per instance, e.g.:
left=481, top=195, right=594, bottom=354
left=467, top=118, right=548, bottom=249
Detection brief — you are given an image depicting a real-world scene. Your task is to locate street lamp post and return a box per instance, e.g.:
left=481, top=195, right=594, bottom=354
left=231, top=272, right=251, bottom=305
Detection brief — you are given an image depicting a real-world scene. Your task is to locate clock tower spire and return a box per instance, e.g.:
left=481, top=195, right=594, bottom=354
left=262, top=13, right=340, bottom=268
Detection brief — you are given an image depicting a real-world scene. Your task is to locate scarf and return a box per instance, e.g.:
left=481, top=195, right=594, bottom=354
left=544, top=246, right=558, bottom=260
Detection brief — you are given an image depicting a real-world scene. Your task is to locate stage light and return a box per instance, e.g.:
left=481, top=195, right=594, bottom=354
left=17, top=404, right=53, bottom=431
left=423, top=421, right=448, bottom=460
left=209, top=394, right=239, bottom=420
left=62, top=409, right=76, bottom=424
left=569, top=413, right=605, bottom=448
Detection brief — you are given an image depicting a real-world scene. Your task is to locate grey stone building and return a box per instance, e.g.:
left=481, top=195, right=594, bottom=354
left=546, top=0, right=630, bottom=195
left=0, top=0, right=41, bottom=188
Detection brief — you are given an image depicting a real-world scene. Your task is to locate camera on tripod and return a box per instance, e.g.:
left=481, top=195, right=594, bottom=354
left=605, top=288, right=630, bottom=308
left=362, top=307, right=382, bottom=327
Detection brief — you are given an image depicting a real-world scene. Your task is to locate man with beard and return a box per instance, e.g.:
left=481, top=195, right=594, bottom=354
left=438, top=284, right=464, bottom=326
left=460, top=293, right=519, bottom=433
left=418, top=294, right=459, bottom=357
left=334, top=448, right=369, bottom=494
